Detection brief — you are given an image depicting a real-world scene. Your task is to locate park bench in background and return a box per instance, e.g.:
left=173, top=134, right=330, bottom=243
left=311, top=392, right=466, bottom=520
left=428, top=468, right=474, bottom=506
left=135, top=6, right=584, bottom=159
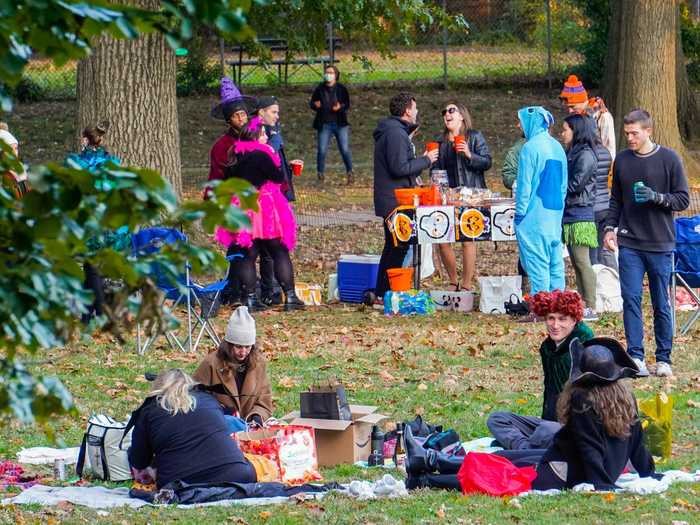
left=229, top=37, right=341, bottom=86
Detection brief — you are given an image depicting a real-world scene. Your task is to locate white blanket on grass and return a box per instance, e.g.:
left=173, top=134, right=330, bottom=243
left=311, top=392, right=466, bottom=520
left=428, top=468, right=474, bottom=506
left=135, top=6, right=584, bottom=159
left=1, top=485, right=316, bottom=509
left=16, top=447, right=81, bottom=465
left=525, top=470, right=700, bottom=496
left=3, top=470, right=698, bottom=510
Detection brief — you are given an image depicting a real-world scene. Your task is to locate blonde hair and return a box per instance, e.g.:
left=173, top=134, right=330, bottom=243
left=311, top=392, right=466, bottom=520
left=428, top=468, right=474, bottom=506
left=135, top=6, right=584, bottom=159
left=0, top=122, right=8, bottom=131
left=557, top=380, right=637, bottom=439
left=149, top=369, right=197, bottom=415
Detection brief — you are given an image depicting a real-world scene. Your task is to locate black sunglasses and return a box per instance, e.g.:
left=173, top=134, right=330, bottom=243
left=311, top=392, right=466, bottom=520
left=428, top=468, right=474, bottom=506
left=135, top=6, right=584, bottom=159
left=441, top=107, right=459, bottom=116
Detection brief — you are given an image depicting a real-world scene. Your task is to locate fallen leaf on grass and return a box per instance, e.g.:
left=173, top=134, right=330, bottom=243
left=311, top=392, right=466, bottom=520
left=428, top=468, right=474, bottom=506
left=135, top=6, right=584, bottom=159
left=603, top=493, right=616, bottom=502
left=436, top=504, right=446, bottom=519
left=515, top=399, right=527, bottom=405
left=687, top=399, right=700, bottom=408
left=417, top=383, right=428, bottom=391
left=379, top=369, right=396, bottom=382
left=259, top=510, right=271, bottom=520
left=278, top=376, right=298, bottom=389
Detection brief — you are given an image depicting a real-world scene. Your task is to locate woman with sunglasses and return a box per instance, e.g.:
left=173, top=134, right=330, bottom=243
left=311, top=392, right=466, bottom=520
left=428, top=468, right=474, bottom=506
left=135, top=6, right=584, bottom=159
left=434, top=103, right=492, bottom=291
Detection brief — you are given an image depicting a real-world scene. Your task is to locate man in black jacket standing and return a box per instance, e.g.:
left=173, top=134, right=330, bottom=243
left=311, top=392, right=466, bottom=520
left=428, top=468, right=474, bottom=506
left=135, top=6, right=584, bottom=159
left=373, top=93, right=438, bottom=299
left=603, top=109, right=689, bottom=378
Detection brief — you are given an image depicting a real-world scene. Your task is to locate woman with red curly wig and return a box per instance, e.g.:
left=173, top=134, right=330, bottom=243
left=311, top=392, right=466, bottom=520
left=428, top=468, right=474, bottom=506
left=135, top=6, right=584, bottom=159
left=486, top=290, right=594, bottom=452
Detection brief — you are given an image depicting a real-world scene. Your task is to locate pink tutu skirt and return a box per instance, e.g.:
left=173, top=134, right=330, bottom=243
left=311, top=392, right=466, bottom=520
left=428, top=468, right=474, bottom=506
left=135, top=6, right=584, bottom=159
left=215, top=181, right=297, bottom=252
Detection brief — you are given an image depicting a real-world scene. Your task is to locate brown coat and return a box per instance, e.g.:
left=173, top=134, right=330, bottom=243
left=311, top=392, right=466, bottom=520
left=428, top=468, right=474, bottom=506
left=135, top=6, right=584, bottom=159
left=192, top=349, right=274, bottom=422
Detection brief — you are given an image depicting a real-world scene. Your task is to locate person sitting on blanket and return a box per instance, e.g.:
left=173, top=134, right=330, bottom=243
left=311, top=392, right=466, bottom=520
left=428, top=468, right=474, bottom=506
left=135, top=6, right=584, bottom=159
left=487, top=290, right=593, bottom=451
left=128, top=369, right=257, bottom=489
left=404, top=337, right=656, bottom=491
left=192, top=306, right=273, bottom=427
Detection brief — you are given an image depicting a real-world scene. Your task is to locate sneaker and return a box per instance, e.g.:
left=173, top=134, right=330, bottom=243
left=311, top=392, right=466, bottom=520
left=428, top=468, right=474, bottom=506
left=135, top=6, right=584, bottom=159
left=656, top=362, right=673, bottom=377
left=632, top=358, right=650, bottom=377
left=582, top=307, right=599, bottom=322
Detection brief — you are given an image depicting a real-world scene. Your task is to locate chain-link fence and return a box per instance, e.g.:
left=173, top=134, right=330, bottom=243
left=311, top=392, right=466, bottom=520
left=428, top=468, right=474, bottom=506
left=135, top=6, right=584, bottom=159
left=14, top=0, right=583, bottom=101
left=9, top=0, right=700, bottom=225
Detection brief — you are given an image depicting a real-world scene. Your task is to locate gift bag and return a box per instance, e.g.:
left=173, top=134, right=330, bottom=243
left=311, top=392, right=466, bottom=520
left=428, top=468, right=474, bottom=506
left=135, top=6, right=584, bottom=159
left=478, top=276, right=522, bottom=314
left=236, top=425, right=322, bottom=484
left=639, top=392, right=673, bottom=460
left=457, top=451, right=537, bottom=496
left=300, top=379, right=352, bottom=420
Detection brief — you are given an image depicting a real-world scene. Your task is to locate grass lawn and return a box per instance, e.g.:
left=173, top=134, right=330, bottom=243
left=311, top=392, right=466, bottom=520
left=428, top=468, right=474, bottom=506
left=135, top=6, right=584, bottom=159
left=1, top=221, right=699, bottom=524
left=2, top=86, right=700, bottom=524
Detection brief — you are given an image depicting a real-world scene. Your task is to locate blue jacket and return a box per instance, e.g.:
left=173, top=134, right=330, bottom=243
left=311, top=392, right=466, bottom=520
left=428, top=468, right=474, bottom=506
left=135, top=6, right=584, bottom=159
left=515, top=107, right=567, bottom=239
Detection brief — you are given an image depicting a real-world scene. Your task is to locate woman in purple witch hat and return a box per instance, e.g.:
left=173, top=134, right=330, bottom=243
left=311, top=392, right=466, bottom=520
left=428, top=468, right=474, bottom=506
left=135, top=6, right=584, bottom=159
left=206, top=78, right=257, bottom=195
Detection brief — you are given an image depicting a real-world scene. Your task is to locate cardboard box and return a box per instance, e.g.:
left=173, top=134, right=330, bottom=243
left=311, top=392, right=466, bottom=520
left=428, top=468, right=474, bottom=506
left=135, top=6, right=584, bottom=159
left=282, top=404, right=388, bottom=467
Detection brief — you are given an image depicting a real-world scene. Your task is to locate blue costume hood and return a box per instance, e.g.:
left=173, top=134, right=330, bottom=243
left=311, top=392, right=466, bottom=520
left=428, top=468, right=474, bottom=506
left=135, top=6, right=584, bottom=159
left=518, top=106, right=555, bottom=141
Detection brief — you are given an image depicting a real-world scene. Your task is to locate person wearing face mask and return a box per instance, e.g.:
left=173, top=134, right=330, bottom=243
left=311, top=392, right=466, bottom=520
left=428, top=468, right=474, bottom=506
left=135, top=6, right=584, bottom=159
left=372, top=92, right=438, bottom=300
left=434, top=102, right=492, bottom=291
left=309, top=65, right=354, bottom=185
left=207, top=77, right=257, bottom=197
left=603, top=109, right=689, bottom=378
left=192, top=306, right=273, bottom=426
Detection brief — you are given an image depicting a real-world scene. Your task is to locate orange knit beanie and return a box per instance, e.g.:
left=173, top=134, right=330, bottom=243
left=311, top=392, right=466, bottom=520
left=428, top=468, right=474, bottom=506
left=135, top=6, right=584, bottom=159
left=559, top=75, right=588, bottom=105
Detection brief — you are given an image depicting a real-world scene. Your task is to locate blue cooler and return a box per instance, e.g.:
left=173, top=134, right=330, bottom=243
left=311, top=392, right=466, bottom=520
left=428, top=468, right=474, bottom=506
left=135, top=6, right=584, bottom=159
left=337, top=254, right=380, bottom=303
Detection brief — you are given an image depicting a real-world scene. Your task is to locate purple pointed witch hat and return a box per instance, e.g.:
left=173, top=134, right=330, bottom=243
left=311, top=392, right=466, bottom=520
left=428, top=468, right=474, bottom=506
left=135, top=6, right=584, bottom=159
left=210, top=77, right=257, bottom=120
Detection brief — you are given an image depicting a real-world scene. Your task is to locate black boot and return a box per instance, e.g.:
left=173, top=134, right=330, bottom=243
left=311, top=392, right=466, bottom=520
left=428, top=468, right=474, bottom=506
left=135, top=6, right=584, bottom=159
left=283, top=289, right=305, bottom=311
left=404, top=424, right=428, bottom=476
left=245, top=293, right=267, bottom=313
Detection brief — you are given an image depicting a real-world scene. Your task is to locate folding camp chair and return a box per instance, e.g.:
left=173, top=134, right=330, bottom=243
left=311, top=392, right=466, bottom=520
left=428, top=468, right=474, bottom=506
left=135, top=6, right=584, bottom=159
left=671, top=216, right=700, bottom=335
left=187, top=252, right=243, bottom=353
left=131, top=227, right=193, bottom=354
left=131, top=227, right=240, bottom=354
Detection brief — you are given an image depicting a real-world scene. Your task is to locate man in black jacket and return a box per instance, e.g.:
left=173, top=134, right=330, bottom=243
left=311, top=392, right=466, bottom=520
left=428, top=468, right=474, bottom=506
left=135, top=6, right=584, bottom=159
left=603, top=109, right=689, bottom=378
left=373, top=93, right=438, bottom=299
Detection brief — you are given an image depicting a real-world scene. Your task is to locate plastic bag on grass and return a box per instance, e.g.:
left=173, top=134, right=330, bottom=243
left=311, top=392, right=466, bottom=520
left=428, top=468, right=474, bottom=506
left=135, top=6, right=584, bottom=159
left=457, top=451, right=537, bottom=496
left=639, top=392, right=673, bottom=461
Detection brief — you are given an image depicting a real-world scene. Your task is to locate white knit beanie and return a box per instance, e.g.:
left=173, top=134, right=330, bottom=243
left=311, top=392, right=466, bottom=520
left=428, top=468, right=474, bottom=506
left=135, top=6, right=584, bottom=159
left=224, top=306, right=256, bottom=346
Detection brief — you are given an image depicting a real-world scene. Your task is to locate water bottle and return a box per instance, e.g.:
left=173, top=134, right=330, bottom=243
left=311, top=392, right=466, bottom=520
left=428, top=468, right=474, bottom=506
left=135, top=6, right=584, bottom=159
left=367, top=425, right=385, bottom=466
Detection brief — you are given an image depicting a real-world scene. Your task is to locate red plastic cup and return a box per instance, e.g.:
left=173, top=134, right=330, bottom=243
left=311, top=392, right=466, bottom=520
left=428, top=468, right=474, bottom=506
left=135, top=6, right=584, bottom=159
left=290, top=160, right=303, bottom=177
left=426, top=142, right=439, bottom=152
left=454, top=135, right=465, bottom=151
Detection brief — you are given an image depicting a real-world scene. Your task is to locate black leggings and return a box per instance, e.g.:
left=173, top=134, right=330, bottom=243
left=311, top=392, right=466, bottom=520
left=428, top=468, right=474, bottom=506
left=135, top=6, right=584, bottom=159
left=83, top=263, right=105, bottom=319
left=226, top=239, right=295, bottom=296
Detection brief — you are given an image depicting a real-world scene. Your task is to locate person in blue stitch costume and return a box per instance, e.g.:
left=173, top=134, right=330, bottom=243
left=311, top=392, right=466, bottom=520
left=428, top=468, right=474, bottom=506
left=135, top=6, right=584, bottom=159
left=514, top=106, right=568, bottom=294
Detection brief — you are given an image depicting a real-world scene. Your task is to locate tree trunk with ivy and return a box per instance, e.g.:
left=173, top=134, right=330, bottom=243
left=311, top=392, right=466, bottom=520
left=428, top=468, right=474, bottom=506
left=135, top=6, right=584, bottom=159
left=77, top=0, right=182, bottom=196
left=605, top=0, right=699, bottom=177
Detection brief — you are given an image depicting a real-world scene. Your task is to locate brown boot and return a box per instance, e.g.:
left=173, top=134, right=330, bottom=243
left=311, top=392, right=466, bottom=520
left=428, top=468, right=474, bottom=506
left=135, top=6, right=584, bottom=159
left=346, top=171, right=355, bottom=186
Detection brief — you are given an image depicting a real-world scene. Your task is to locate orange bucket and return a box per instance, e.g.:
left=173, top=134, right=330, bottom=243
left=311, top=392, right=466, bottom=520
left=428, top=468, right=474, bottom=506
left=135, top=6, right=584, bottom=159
left=394, top=187, right=424, bottom=206
left=387, top=267, right=414, bottom=292
left=420, top=185, right=441, bottom=206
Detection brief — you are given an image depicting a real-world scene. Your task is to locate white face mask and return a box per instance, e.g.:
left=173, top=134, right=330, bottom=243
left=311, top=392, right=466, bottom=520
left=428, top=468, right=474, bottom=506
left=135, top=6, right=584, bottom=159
left=324, top=73, right=335, bottom=82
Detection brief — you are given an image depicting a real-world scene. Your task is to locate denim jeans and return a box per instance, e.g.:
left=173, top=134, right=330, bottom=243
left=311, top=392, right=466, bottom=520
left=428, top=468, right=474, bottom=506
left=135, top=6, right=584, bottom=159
left=618, top=246, right=673, bottom=364
left=316, top=123, right=353, bottom=174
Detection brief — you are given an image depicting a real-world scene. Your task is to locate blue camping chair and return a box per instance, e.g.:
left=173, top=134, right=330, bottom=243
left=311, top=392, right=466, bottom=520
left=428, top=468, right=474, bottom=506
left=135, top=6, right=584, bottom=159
left=671, top=216, right=700, bottom=335
left=131, top=227, right=233, bottom=354
left=131, top=227, right=192, bottom=354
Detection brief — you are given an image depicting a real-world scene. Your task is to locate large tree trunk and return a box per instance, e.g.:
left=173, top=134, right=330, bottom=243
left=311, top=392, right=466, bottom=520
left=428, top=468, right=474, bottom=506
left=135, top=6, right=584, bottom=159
left=77, top=0, right=182, bottom=197
left=606, top=0, right=699, bottom=178
left=676, top=4, right=700, bottom=142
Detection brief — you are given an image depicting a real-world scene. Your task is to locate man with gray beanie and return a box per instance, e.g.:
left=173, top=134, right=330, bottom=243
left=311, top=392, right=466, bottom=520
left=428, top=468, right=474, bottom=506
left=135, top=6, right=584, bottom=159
left=193, top=307, right=273, bottom=426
